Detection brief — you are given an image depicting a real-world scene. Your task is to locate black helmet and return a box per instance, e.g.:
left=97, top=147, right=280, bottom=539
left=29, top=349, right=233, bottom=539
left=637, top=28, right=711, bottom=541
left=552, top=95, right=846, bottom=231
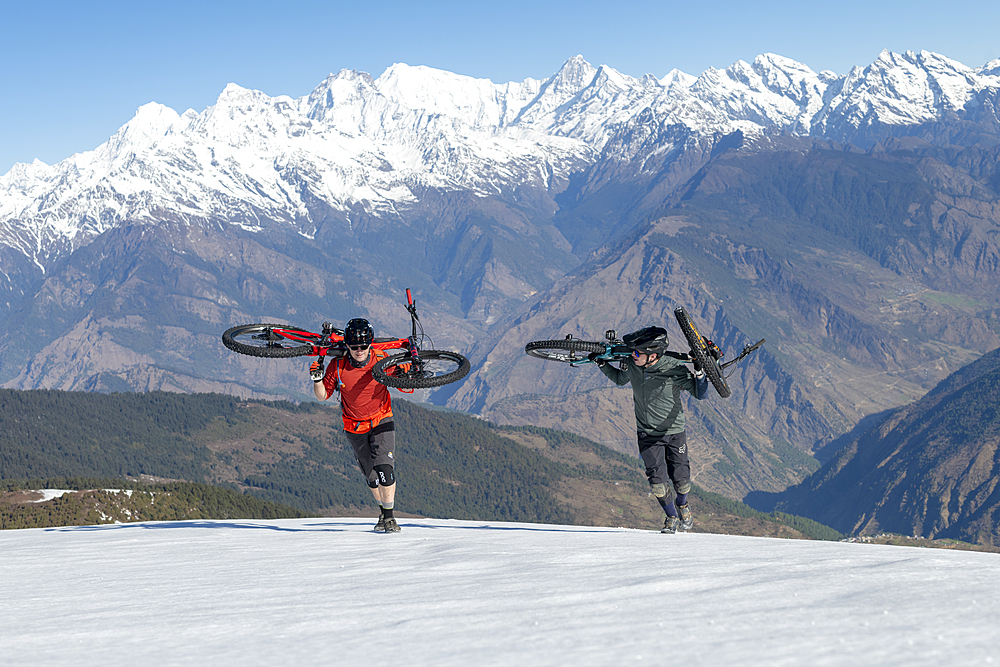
left=344, top=318, right=374, bottom=347
left=623, top=326, right=669, bottom=355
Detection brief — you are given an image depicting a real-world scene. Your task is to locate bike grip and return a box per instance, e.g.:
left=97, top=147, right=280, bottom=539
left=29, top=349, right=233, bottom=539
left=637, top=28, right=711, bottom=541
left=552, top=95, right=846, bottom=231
left=406, top=288, right=413, bottom=305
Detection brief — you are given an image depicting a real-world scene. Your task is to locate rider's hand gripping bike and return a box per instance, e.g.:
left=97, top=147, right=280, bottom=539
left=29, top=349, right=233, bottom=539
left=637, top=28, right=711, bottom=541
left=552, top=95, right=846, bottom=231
left=523, top=306, right=763, bottom=398
left=222, top=289, right=470, bottom=389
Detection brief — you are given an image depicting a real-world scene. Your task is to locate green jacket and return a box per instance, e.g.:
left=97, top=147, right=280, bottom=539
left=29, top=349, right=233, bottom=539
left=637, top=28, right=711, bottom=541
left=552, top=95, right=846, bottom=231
left=598, top=353, right=709, bottom=436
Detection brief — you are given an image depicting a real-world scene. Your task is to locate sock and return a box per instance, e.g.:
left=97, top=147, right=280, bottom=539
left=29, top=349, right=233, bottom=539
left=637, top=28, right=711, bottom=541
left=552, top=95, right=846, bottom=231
left=381, top=502, right=394, bottom=519
left=675, top=492, right=689, bottom=507
left=656, top=494, right=678, bottom=517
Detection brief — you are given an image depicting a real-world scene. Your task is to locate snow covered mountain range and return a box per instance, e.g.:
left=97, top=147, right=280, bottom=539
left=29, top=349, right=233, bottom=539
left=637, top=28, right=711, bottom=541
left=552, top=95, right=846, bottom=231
left=3, top=50, right=1000, bottom=273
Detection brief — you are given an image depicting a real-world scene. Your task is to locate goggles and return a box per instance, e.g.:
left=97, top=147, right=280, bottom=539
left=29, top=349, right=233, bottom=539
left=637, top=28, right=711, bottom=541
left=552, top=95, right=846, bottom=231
left=348, top=344, right=370, bottom=352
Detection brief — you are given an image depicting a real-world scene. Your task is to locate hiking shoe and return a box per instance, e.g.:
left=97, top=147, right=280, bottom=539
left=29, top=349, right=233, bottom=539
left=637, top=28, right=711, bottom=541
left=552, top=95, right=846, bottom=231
left=677, top=504, right=694, bottom=531
left=661, top=516, right=679, bottom=534
left=383, top=517, right=401, bottom=533
left=374, top=511, right=386, bottom=532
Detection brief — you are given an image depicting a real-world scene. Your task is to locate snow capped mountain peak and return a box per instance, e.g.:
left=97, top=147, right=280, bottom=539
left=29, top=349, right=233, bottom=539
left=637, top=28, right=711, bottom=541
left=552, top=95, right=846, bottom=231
left=372, top=62, right=539, bottom=130
left=303, top=68, right=378, bottom=127
left=750, top=54, right=824, bottom=98
left=980, top=59, right=1000, bottom=77
left=823, top=49, right=987, bottom=129
left=660, top=68, right=697, bottom=91
left=553, top=55, right=599, bottom=90
left=686, top=55, right=827, bottom=132
left=100, top=102, right=181, bottom=158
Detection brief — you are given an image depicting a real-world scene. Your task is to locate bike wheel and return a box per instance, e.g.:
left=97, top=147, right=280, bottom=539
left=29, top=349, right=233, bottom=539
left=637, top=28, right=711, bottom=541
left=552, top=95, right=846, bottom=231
left=673, top=308, right=731, bottom=398
left=524, top=339, right=605, bottom=363
left=372, top=350, right=471, bottom=389
left=222, top=323, right=322, bottom=358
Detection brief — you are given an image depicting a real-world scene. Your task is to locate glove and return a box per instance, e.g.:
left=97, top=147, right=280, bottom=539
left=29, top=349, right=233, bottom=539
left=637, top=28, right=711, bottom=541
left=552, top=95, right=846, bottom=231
left=309, top=359, right=325, bottom=382
left=587, top=352, right=606, bottom=367
left=690, top=353, right=705, bottom=378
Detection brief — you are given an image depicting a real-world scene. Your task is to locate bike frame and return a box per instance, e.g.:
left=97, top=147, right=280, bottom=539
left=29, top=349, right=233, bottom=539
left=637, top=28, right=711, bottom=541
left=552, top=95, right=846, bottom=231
left=571, top=342, right=634, bottom=367
left=549, top=334, right=763, bottom=372
left=266, top=288, right=424, bottom=359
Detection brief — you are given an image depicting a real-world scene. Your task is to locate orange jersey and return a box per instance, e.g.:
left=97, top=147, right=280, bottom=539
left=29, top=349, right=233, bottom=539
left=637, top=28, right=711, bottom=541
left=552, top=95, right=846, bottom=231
left=321, top=351, right=409, bottom=433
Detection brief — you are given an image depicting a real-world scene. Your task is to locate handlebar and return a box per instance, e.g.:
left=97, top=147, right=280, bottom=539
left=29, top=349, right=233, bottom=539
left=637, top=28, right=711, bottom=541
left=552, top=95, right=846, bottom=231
left=720, top=339, right=765, bottom=369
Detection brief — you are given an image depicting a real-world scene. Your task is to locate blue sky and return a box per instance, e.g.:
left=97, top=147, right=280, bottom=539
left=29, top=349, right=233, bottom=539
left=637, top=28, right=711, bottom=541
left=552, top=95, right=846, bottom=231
left=2, top=0, right=998, bottom=174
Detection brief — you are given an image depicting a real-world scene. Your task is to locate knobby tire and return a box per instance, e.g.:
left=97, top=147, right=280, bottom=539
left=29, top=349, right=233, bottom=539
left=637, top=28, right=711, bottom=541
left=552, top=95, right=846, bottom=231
left=524, top=339, right=605, bottom=363
left=222, top=323, right=320, bottom=358
left=673, top=308, right=731, bottom=398
left=372, top=350, right=471, bottom=389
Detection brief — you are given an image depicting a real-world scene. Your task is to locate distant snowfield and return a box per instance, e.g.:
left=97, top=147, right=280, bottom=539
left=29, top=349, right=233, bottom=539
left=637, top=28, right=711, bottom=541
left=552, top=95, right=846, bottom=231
left=3, top=518, right=998, bottom=666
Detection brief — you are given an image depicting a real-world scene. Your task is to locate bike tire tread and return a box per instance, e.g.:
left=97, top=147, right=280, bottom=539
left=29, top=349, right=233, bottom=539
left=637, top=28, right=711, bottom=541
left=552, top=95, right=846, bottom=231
left=673, top=308, right=732, bottom=398
left=372, top=350, right=471, bottom=389
left=222, top=323, right=318, bottom=359
left=524, top=339, right=606, bottom=362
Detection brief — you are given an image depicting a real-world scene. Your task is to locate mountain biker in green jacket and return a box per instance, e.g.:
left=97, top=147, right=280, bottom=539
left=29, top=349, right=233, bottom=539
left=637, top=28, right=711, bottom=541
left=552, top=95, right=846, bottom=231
left=590, top=326, right=710, bottom=534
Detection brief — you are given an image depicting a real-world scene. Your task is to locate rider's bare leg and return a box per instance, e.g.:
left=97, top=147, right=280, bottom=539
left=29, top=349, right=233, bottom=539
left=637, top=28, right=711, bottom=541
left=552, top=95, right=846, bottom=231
left=372, top=482, right=396, bottom=508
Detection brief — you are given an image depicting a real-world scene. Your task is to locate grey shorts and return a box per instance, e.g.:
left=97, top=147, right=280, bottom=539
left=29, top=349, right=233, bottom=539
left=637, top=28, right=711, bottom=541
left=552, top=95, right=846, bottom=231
left=344, top=419, right=395, bottom=485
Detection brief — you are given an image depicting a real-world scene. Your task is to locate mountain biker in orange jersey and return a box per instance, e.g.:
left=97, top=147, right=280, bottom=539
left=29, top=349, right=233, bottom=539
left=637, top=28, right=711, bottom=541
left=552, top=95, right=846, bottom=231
left=589, top=326, right=709, bottom=534
left=310, top=318, right=412, bottom=533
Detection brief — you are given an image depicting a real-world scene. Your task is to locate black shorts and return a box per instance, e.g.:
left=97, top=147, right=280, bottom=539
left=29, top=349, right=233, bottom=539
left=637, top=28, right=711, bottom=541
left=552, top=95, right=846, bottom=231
left=344, top=419, right=396, bottom=485
left=637, top=431, right=689, bottom=488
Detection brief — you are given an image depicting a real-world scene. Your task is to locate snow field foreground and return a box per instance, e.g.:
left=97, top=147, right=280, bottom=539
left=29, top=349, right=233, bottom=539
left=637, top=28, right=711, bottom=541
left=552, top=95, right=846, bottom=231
left=2, top=518, right=998, bottom=666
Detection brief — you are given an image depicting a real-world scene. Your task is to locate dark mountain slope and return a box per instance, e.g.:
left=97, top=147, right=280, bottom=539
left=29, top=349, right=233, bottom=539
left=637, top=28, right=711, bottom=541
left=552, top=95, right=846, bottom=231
left=749, top=347, right=1000, bottom=545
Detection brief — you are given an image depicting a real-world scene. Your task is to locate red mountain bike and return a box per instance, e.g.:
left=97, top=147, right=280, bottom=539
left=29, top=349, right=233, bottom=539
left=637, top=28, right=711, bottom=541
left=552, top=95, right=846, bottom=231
left=222, top=289, right=470, bottom=389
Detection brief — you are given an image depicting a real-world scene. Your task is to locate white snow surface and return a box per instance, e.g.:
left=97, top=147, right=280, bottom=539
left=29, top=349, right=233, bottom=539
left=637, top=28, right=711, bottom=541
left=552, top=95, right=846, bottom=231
left=2, top=517, right=998, bottom=666
left=27, top=489, right=74, bottom=503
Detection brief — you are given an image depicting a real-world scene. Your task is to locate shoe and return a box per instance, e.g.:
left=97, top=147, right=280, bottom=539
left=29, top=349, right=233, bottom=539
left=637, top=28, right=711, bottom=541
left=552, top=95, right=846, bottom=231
left=383, top=517, right=401, bottom=533
left=661, top=516, right=679, bottom=534
left=374, top=511, right=386, bottom=532
left=677, top=504, right=694, bottom=531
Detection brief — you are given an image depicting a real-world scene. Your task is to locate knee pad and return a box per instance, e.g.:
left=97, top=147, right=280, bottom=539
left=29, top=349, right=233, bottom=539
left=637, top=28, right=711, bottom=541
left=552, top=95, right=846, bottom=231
left=650, top=483, right=667, bottom=498
left=374, top=464, right=395, bottom=486
left=367, top=477, right=379, bottom=489
left=675, top=481, right=691, bottom=495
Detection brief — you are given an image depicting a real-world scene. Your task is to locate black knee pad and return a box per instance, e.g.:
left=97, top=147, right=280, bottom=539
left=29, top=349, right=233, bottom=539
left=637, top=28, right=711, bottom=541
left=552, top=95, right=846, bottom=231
left=367, top=478, right=379, bottom=489
left=373, top=464, right=395, bottom=486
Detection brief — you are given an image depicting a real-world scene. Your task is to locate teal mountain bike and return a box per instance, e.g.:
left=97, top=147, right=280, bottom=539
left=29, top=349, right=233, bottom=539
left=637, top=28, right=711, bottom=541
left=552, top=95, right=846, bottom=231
left=524, top=306, right=763, bottom=398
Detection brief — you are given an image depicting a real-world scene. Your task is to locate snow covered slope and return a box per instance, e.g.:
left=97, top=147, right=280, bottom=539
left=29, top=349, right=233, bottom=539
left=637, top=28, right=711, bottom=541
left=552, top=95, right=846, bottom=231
left=3, top=517, right=998, bottom=666
left=2, top=51, right=999, bottom=272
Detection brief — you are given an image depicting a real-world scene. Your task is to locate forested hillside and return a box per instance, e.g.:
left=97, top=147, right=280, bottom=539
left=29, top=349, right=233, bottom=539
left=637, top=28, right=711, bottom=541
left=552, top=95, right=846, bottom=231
left=1, top=478, right=307, bottom=529
left=0, top=388, right=837, bottom=538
